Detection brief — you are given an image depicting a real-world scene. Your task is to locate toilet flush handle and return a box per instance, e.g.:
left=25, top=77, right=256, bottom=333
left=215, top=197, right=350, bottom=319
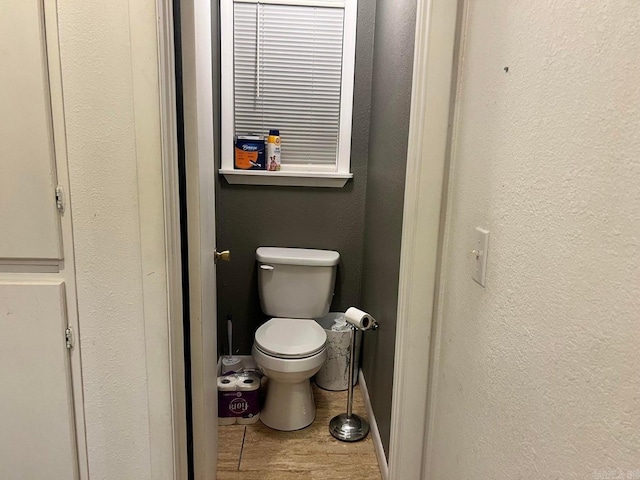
left=260, top=264, right=275, bottom=271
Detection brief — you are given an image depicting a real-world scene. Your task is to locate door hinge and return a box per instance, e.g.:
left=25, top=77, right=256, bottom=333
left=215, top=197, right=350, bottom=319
left=65, top=326, right=74, bottom=350
left=55, top=185, right=65, bottom=214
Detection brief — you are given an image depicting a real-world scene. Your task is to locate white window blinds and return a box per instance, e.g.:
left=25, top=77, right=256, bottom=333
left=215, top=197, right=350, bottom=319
left=233, top=2, right=345, bottom=168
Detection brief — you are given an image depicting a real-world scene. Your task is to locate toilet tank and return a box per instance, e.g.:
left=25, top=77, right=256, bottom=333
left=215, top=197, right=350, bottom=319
left=256, top=247, right=340, bottom=319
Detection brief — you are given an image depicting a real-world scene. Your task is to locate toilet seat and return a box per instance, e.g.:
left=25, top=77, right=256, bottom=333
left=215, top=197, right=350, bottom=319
left=254, top=318, right=326, bottom=359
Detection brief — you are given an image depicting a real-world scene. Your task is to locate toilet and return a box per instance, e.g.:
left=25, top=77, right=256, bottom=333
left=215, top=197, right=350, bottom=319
left=252, top=247, right=340, bottom=431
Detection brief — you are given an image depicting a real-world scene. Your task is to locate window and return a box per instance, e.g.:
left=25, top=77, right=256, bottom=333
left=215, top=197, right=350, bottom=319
left=220, top=0, right=357, bottom=187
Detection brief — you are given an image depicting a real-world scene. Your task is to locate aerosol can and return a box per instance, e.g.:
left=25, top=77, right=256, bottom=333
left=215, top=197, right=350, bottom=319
left=266, top=129, right=281, bottom=171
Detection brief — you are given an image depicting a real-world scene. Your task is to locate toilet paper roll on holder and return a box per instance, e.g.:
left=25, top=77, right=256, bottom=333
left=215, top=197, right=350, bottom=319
left=329, top=311, right=378, bottom=442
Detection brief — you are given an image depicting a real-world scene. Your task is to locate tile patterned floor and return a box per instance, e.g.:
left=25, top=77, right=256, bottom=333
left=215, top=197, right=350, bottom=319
left=217, top=384, right=383, bottom=480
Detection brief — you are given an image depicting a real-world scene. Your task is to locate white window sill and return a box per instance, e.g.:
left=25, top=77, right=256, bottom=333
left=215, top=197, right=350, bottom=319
left=220, top=169, right=353, bottom=188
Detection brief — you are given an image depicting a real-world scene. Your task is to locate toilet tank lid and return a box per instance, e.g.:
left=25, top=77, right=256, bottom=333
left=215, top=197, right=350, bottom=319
left=256, top=247, right=340, bottom=266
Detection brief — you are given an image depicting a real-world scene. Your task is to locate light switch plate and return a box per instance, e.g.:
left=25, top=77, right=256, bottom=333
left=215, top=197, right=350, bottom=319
left=472, top=227, right=490, bottom=287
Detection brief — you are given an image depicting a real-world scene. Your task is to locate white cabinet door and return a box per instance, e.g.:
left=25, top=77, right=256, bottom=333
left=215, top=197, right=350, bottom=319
left=0, top=281, right=78, bottom=480
left=0, top=0, right=62, bottom=261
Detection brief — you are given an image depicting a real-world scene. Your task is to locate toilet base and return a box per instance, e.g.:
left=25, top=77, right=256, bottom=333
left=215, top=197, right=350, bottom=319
left=260, top=377, right=316, bottom=431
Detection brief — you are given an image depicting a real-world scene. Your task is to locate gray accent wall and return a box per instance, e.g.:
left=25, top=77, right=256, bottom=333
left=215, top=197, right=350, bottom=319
left=213, top=0, right=417, bottom=458
left=214, top=1, right=376, bottom=355
left=360, top=0, right=417, bottom=459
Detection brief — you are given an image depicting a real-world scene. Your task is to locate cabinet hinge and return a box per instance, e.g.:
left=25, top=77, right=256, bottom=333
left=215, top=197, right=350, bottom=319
left=65, top=326, right=74, bottom=350
left=55, top=185, right=65, bottom=214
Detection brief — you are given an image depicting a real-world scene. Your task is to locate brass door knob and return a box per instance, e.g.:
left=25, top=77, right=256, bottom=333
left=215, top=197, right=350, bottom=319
left=214, top=249, right=231, bottom=263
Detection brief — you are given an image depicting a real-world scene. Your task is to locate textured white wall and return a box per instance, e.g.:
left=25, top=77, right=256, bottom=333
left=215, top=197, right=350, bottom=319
left=428, top=1, right=640, bottom=479
left=56, top=1, right=172, bottom=478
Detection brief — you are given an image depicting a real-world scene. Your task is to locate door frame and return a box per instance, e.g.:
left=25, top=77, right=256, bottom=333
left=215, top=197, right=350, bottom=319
left=158, top=0, right=219, bottom=477
left=158, top=0, right=460, bottom=478
left=173, top=0, right=219, bottom=478
left=43, top=0, right=90, bottom=476
left=156, top=0, right=190, bottom=478
left=158, top=0, right=218, bottom=477
left=388, top=0, right=459, bottom=479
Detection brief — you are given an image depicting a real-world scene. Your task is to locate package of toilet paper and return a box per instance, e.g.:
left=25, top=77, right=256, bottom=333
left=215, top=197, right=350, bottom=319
left=218, top=372, right=261, bottom=425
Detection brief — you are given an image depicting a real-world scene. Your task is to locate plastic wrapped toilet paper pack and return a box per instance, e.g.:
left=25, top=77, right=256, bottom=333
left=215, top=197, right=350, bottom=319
left=217, top=372, right=261, bottom=425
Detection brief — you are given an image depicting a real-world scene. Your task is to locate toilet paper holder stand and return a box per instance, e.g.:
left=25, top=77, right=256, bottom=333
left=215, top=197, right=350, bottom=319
left=329, top=319, right=378, bottom=442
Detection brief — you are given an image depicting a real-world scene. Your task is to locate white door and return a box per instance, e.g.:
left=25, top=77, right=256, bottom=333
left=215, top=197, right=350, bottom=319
left=0, top=0, right=62, bottom=261
left=180, top=0, right=219, bottom=476
left=0, top=281, right=78, bottom=480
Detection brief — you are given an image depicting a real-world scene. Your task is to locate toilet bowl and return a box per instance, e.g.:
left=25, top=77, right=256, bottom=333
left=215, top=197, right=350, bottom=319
left=253, top=317, right=327, bottom=430
left=252, top=247, right=340, bottom=431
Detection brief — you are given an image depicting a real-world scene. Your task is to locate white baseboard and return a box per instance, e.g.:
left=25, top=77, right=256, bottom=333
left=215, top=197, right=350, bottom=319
left=359, top=370, right=390, bottom=480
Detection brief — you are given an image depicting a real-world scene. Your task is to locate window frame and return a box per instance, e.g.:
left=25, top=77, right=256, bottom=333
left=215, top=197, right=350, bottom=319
left=219, top=0, right=357, bottom=187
